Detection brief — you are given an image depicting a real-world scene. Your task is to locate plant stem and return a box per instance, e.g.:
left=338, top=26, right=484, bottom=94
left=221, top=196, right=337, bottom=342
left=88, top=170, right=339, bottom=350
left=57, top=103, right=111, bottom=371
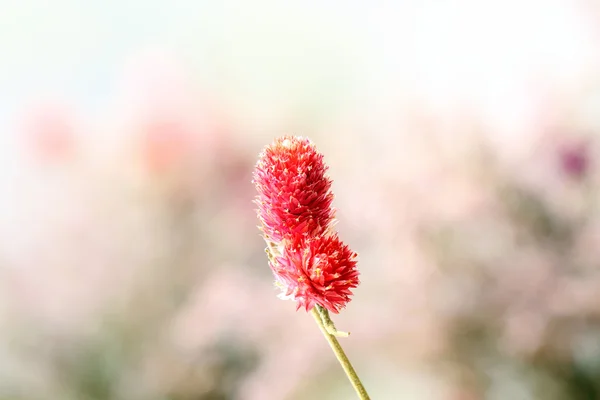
left=311, top=306, right=371, bottom=400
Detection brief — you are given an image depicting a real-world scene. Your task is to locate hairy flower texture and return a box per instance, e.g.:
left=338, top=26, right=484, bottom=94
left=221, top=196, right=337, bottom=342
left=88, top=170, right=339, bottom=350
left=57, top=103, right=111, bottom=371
left=271, top=234, right=359, bottom=314
left=253, top=136, right=335, bottom=242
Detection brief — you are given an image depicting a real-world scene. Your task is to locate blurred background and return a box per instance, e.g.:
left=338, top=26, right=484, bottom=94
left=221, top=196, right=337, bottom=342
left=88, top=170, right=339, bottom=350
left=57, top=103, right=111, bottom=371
left=2, top=0, right=600, bottom=399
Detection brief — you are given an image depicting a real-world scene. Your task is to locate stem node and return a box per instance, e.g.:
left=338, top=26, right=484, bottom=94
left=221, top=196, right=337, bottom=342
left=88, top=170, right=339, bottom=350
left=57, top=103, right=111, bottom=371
left=311, top=305, right=370, bottom=400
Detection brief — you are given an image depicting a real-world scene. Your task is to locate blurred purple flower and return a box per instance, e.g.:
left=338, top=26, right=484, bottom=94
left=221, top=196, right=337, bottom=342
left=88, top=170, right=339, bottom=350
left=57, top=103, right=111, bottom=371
left=558, top=140, right=590, bottom=180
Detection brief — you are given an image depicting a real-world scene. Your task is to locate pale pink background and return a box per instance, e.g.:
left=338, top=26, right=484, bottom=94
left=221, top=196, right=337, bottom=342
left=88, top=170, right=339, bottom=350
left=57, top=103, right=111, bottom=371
left=1, top=1, right=600, bottom=399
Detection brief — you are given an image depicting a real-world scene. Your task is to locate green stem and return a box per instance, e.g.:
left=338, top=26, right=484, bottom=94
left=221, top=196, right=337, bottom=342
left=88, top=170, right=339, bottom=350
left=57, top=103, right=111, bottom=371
left=311, top=306, right=371, bottom=400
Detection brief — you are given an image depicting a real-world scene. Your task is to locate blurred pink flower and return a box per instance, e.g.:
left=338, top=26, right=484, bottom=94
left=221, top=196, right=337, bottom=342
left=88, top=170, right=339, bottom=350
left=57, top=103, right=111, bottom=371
left=21, top=103, right=76, bottom=164
left=558, top=139, right=590, bottom=180
left=139, top=117, right=195, bottom=175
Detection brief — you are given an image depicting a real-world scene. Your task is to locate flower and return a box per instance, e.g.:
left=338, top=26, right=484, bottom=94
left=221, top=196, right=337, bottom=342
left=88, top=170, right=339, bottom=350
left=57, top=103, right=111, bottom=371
left=558, top=140, right=590, bottom=180
left=252, top=136, right=335, bottom=242
left=253, top=135, right=360, bottom=313
left=271, top=234, right=359, bottom=313
left=22, top=103, right=76, bottom=164
left=140, top=118, right=193, bottom=174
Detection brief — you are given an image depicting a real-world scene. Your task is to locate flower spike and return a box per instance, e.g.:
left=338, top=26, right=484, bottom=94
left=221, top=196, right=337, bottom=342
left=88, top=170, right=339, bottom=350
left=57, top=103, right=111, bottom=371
left=253, top=136, right=360, bottom=312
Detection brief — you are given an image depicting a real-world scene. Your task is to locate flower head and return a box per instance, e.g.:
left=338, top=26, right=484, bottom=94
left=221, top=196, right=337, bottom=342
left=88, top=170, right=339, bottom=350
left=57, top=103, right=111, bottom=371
left=253, top=135, right=360, bottom=313
left=271, top=234, right=359, bottom=313
left=253, top=136, right=335, bottom=242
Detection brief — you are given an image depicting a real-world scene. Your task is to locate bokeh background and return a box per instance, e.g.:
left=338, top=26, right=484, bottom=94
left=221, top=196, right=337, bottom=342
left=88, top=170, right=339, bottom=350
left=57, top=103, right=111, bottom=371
left=2, top=1, right=600, bottom=399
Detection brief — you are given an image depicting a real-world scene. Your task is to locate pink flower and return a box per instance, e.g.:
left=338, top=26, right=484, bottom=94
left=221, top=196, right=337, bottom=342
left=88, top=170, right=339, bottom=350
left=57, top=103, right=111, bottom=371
left=22, top=103, right=76, bottom=164
left=271, top=234, right=359, bottom=313
left=139, top=117, right=193, bottom=174
left=253, top=135, right=360, bottom=313
left=252, top=136, right=335, bottom=242
left=558, top=140, right=590, bottom=180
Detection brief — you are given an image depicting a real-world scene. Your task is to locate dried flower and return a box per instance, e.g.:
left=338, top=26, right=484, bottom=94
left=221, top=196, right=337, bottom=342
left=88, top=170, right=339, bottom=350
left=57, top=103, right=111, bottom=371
left=271, top=234, right=359, bottom=313
left=253, top=136, right=335, bottom=242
